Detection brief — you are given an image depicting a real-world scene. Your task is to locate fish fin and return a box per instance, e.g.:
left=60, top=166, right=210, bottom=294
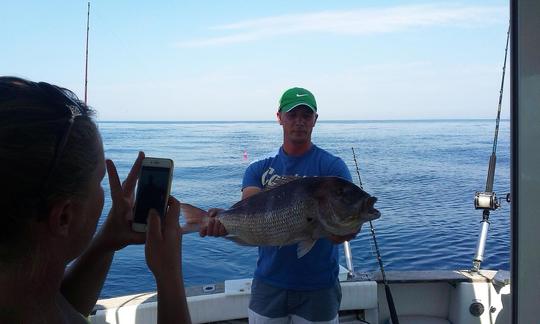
left=230, top=199, right=248, bottom=209
left=228, top=176, right=302, bottom=209
left=297, top=239, right=317, bottom=258
left=180, top=203, right=208, bottom=233
left=263, top=175, right=302, bottom=191
left=223, top=235, right=256, bottom=246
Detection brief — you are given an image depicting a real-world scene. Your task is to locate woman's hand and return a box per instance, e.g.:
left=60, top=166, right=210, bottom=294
left=145, top=197, right=192, bottom=323
left=93, top=151, right=146, bottom=252
left=145, top=197, right=182, bottom=279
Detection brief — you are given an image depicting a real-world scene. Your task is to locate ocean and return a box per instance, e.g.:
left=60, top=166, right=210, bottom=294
left=97, top=120, right=510, bottom=299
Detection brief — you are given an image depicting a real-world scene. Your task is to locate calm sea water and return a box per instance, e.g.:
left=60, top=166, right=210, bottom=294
left=97, top=120, right=510, bottom=298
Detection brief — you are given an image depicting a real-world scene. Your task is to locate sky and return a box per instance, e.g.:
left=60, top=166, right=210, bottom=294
left=1, top=0, right=510, bottom=121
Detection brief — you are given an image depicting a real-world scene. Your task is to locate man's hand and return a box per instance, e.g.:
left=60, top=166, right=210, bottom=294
left=199, top=208, right=228, bottom=237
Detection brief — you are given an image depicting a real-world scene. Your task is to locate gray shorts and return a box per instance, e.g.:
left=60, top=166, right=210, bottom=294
left=248, top=279, right=342, bottom=323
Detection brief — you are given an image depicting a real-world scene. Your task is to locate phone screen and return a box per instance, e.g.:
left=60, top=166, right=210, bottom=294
left=133, top=166, right=171, bottom=225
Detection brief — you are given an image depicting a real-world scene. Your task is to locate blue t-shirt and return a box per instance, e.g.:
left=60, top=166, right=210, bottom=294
left=242, top=144, right=352, bottom=290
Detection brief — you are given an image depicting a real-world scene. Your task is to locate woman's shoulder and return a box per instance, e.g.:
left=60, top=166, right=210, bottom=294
left=57, top=294, right=91, bottom=324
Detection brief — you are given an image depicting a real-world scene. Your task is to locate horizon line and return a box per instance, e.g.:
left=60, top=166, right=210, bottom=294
left=97, top=118, right=508, bottom=123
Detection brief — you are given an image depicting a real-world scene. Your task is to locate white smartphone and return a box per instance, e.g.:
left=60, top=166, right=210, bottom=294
left=132, top=157, right=174, bottom=232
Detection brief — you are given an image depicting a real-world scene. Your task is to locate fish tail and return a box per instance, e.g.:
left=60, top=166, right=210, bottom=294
left=180, top=203, right=208, bottom=234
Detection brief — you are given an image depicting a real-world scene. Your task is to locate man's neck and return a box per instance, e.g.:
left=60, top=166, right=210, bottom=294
left=282, top=141, right=312, bottom=156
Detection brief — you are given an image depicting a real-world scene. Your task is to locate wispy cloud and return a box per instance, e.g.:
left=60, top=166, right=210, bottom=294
left=175, top=4, right=506, bottom=48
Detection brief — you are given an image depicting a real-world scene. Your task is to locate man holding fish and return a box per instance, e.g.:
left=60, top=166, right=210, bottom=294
left=192, top=87, right=380, bottom=324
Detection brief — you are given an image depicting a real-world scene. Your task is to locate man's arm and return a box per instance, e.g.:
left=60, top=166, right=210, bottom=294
left=242, top=186, right=262, bottom=200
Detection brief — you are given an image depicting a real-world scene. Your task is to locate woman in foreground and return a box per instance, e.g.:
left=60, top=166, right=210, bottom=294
left=0, top=76, right=190, bottom=323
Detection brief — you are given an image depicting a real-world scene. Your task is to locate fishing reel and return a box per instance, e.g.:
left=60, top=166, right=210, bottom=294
left=474, top=192, right=499, bottom=210
left=474, top=191, right=511, bottom=211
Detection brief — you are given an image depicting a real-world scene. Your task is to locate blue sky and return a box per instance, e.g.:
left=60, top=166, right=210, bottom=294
left=1, top=1, right=510, bottom=121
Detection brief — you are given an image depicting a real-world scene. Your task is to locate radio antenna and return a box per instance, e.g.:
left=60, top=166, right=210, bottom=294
left=84, top=1, right=90, bottom=104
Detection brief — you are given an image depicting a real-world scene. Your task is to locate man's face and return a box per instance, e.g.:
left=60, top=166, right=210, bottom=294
left=278, top=105, right=318, bottom=145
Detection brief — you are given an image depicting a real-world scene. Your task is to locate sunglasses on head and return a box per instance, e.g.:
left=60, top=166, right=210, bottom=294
left=37, top=82, right=87, bottom=192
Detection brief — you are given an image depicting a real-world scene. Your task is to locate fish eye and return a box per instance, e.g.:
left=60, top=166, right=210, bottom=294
left=306, top=217, right=313, bottom=222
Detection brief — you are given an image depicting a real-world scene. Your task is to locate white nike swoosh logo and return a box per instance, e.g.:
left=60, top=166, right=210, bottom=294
left=296, top=94, right=308, bottom=97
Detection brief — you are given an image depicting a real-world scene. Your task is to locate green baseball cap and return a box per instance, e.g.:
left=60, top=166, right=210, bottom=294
left=278, top=87, right=317, bottom=113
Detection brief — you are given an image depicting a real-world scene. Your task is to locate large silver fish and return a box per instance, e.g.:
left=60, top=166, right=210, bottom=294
left=181, top=176, right=380, bottom=258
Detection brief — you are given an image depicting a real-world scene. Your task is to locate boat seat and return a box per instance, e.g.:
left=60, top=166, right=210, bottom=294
left=387, top=315, right=451, bottom=324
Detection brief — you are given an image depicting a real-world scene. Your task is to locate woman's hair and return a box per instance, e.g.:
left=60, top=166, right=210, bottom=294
left=0, top=76, right=101, bottom=261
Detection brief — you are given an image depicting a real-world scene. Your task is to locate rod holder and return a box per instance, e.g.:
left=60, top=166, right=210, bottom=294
left=343, top=241, right=355, bottom=279
left=471, top=217, right=490, bottom=272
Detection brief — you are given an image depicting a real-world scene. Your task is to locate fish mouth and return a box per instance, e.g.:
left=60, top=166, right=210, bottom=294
left=362, top=196, right=381, bottom=221
left=366, top=209, right=381, bottom=221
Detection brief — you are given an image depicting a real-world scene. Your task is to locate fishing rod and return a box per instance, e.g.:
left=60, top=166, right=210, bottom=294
left=471, top=24, right=511, bottom=273
left=352, top=148, right=399, bottom=324
left=84, top=1, right=90, bottom=104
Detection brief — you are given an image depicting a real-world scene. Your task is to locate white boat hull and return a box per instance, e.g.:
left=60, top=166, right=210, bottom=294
left=89, top=269, right=510, bottom=324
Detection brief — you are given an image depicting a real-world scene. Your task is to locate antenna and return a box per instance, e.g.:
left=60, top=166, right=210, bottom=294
left=84, top=1, right=90, bottom=104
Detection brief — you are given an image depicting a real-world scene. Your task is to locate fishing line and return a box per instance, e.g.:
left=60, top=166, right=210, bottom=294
left=352, top=147, right=399, bottom=324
